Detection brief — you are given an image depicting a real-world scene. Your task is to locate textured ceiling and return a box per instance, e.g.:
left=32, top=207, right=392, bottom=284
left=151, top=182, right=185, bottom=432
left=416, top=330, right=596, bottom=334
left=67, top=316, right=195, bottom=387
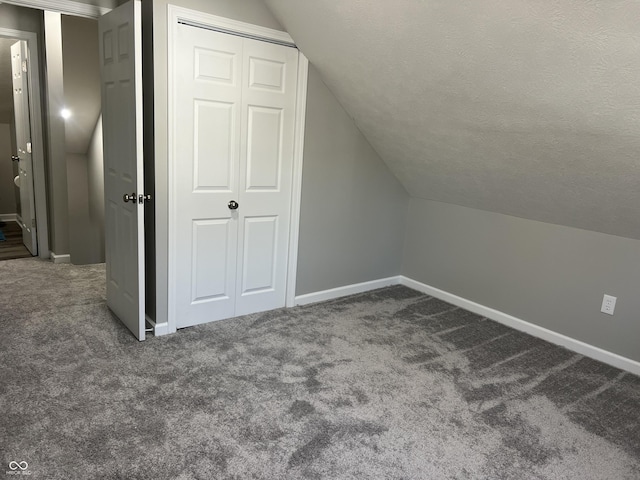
left=264, top=0, right=640, bottom=240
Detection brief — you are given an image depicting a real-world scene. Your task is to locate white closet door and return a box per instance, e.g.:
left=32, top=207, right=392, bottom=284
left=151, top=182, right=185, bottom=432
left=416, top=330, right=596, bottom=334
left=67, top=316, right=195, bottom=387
left=174, top=24, right=299, bottom=328
left=175, top=26, right=243, bottom=328
left=235, top=38, right=298, bottom=316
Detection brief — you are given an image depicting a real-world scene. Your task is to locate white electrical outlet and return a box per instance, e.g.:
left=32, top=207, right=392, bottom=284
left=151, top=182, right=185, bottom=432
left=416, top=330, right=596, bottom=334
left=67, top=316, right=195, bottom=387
left=601, top=294, right=616, bottom=315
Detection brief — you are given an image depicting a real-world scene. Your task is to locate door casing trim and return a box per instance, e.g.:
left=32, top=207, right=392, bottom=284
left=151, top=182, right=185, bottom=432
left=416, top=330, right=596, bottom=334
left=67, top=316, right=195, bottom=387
left=0, top=0, right=110, bottom=18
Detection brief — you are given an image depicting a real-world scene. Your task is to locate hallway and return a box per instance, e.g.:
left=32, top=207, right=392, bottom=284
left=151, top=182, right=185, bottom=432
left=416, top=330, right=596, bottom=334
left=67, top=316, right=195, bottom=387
left=0, top=221, right=32, bottom=260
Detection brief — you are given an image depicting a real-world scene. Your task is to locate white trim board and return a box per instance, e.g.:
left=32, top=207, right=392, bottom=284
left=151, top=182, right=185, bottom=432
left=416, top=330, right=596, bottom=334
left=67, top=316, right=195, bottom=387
left=0, top=213, right=18, bottom=222
left=294, top=274, right=640, bottom=376
left=50, top=251, right=70, bottom=264
left=285, top=54, right=309, bottom=308
left=169, top=7, right=295, bottom=46
left=1, top=0, right=111, bottom=18
left=145, top=315, right=170, bottom=337
left=294, top=276, right=402, bottom=305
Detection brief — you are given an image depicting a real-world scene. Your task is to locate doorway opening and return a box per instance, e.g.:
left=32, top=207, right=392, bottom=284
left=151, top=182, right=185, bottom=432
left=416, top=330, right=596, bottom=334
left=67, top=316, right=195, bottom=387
left=0, top=37, right=32, bottom=260
left=0, top=4, right=106, bottom=266
left=0, top=23, right=48, bottom=261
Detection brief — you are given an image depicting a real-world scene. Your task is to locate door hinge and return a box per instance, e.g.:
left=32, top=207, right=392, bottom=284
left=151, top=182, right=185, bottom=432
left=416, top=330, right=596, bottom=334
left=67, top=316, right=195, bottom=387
left=22, top=59, right=27, bottom=73
left=138, top=194, right=152, bottom=204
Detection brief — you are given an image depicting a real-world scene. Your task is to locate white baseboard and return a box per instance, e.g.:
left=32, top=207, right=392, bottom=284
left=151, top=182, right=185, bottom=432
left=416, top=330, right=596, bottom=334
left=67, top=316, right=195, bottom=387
left=294, top=276, right=401, bottom=306
left=50, top=251, right=71, bottom=264
left=147, top=315, right=172, bottom=337
left=0, top=213, right=17, bottom=222
left=399, top=276, right=640, bottom=376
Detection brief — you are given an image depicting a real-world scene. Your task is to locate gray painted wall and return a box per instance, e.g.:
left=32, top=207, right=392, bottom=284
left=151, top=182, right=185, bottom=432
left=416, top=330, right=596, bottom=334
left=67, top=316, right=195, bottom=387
left=0, top=4, right=42, bottom=34
left=67, top=118, right=104, bottom=265
left=402, top=199, right=640, bottom=363
left=86, top=115, right=105, bottom=262
left=61, top=15, right=101, bottom=155
left=0, top=123, right=17, bottom=214
left=0, top=38, right=17, bottom=124
left=296, top=66, right=408, bottom=295
left=67, top=152, right=94, bottom=262
left=62, top=14, right=103, bottom=264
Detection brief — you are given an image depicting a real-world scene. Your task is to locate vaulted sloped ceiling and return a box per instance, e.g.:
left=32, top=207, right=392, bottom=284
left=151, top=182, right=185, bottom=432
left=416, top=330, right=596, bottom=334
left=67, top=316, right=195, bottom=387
left=264, top=0, right=640, bottom=240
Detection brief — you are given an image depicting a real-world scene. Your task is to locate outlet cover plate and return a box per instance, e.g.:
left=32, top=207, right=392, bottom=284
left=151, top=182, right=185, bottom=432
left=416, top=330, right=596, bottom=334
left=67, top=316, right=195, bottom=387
left=601, top=294, right=616, bottom=315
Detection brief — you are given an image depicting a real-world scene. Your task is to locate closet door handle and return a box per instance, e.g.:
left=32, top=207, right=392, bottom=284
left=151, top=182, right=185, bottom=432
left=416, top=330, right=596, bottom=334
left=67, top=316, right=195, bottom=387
left=228, top=200, right=239, bottom=210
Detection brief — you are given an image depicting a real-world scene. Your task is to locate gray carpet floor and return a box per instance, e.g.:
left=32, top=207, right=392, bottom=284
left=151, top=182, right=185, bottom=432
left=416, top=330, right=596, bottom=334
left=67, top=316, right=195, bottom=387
left=1, top=258, right=639, bottom=479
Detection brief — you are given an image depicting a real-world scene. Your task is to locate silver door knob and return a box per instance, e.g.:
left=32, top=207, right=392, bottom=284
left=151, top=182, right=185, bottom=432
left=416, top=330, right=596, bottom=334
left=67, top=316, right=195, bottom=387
left=123, top=192, right=136, bottom=203
left=228, top=200, right=239, bottom=210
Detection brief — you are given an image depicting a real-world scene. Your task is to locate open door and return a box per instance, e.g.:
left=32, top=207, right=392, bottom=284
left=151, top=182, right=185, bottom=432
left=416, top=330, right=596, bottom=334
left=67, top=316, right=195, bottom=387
left=98, top=0, right=146, bottom=340
left=11, top=41, right=37, bottom=256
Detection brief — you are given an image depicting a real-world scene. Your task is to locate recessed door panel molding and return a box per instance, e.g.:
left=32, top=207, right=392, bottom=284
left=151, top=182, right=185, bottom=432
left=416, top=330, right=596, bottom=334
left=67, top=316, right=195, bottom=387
left=117, top=23, right=130, bottom=59
left=249, top=57, right=285, bottom=92
left=246, top=106, right=283, bottom=191
left=195, top=47, right=236, bottom=84
left=121, top=207, right=136, bottom=302
left=169, top=7, right=308, bottom=333
left=103, top=30, right=114, bottom=64
left=193, top=100, right=235, bottom=191
left=107, top=201, right=119, bottom=288
left=240, top=216, right=278, bottom=295
left=191, top=219, right=232, bottom=303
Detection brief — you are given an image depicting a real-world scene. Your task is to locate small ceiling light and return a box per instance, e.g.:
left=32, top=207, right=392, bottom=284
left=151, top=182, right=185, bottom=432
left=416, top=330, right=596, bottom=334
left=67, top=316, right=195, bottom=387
left=60, top=108, right=71, bottom=119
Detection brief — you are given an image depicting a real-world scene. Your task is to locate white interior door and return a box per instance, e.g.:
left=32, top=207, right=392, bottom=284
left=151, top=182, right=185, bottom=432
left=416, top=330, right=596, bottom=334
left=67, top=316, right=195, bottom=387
left=99, top=0, right=145, bottom=340
left=174, top=27, right=242, bottom=326
left=235, top=38, right=298, bottom=316
left=11, top=41, right=37, bottom=255
left=174, top=24, right=298, bottom=328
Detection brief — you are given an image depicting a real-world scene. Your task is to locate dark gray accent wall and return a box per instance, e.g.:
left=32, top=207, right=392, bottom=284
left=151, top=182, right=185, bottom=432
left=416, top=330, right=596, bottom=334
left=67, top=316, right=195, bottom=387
left=0, top=123, right=17, bottom=215
left=142, top=0, right=156, bottom=320
left=402, top=198, right=640, bottom=362
left=295, top=66, right=409, bottom=295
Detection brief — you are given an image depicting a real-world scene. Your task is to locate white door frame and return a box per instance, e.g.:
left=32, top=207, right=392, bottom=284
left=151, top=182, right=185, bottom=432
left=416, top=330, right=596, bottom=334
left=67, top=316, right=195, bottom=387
left=166, top=5, right=308, bottom=334
left=0, top=27, right=50, bottom=259
left=0, top=0, right=109, bottom=18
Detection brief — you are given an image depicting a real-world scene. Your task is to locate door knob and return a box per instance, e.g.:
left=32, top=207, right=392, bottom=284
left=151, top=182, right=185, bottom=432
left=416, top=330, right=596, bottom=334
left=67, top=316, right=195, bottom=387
left=123, top=192, right=136, bottom=203
left=228, top=200, right=239, bottom=210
